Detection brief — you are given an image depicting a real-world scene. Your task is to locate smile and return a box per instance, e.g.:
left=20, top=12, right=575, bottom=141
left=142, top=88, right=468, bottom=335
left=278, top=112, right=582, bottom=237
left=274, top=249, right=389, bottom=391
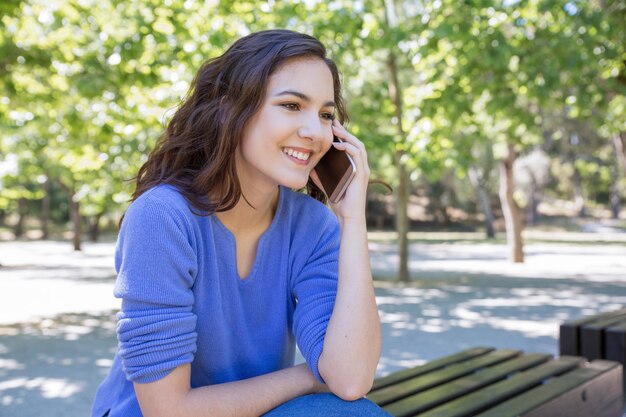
left=283, top=147, right=311, bottom=162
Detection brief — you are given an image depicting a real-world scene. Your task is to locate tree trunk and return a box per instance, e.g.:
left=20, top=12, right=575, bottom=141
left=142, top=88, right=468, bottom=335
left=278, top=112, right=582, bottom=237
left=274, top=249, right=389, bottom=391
left=69, top=197, right=82, bottom=251
left=611, top=134, right=624, bottom=219
left=89, top=213, right=102, bottom=242
left=526, top=178, right=541, bottom=227
left=41, top=177, right=50, bottom=239
left=383, top=0, right=411, bottom=282
left=468, top=165, right=495, bottom=239
left=395, top=153, right=410, bottom=282
left=428, top=182, right=444, bottom=224
left=610, top=164, right=621, bottom=219
left=429, top=181, right=453, bottom=226
left=387, top=49, right=410, bottom=282
left=14, top=198, right=27, bottom=238
left=56, top=179, right=82, bottom=251
left=498, top=143, right=524, bottom=263
left=572, top=165, right=586, bottom=218
left=614, top=132, right=626, bottom=177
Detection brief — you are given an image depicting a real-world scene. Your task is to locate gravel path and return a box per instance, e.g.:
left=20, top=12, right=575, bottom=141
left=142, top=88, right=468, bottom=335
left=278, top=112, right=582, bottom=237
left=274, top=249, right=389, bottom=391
left=1, top=236, right=625, bottom=416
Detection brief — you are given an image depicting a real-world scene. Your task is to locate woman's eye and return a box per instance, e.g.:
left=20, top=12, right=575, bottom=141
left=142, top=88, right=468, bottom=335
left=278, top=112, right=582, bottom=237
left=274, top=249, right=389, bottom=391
left=321, top=112, right=334, bottom=121
left=281, top=103, right=300, bottom=111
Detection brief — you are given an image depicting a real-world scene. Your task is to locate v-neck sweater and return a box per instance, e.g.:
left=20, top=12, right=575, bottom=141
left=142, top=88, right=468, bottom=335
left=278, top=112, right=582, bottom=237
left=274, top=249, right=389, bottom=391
left=91, top=184, right=340, bottom=417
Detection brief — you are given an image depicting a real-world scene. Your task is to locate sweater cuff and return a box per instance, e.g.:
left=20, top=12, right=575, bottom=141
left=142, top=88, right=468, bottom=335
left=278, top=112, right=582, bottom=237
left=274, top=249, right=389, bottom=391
left=308, top=342, right=326, bottom=383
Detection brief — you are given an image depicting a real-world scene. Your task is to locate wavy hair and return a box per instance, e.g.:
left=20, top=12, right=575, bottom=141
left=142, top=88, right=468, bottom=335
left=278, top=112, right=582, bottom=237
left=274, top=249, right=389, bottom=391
left=128, top=29, right=348, bottom=218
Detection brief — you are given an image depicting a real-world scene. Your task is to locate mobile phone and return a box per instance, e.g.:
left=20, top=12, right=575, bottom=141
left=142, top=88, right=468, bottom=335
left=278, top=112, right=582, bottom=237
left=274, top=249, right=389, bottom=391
left=315, top=136, right=356, bottom=203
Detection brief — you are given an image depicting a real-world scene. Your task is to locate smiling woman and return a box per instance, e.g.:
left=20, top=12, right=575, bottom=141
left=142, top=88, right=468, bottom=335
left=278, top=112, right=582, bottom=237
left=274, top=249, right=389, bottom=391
left=236, top=58, right=335, bottom=192
left=90, top=30, right=389, bottom=417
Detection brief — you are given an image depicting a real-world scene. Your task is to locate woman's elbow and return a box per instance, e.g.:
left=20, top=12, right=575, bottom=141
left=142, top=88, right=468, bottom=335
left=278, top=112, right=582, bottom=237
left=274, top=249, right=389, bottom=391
left=326, top=377, right=374, bottom=402
left=318, top=356, right=376, bottom=401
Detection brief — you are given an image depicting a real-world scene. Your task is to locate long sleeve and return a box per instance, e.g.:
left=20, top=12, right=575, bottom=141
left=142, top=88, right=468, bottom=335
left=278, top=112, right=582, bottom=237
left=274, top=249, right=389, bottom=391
left=290, top=213, right=340, bottom=383
left=114, top=192, right=199, bottom=383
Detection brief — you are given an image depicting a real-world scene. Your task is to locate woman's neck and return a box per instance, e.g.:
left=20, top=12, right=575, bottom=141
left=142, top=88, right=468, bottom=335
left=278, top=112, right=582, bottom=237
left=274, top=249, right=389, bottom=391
left=216, top=185, right=280, bottom=234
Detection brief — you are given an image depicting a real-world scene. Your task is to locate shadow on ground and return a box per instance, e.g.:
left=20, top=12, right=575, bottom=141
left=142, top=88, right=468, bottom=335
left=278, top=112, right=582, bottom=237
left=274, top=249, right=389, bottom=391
left=375, top=274, right=626, bottom=376
left=0, top=312, right=118, bottom=416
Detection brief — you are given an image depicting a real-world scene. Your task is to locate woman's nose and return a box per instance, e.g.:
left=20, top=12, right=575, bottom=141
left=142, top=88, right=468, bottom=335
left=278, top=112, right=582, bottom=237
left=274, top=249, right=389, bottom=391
left=298, top=115, right=330, bottom=142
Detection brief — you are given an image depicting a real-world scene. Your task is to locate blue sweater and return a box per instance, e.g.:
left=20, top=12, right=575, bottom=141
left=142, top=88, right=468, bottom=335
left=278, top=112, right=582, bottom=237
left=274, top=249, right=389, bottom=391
left=91, top=184, right=339, bottom=417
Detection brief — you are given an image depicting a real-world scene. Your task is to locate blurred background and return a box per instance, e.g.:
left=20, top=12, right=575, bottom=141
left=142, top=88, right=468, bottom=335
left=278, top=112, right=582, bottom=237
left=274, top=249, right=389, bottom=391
left=0, top=0, right=625, bottom=416
left=0, top=0, right=624, bottom=259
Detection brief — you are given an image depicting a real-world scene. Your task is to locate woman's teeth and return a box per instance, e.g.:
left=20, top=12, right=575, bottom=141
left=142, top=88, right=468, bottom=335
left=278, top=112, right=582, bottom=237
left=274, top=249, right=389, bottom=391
left=283, top=148, right=310, bottom=161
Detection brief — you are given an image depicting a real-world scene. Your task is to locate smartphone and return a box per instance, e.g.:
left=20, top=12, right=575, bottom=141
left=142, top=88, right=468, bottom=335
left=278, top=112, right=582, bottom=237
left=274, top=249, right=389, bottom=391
left=315, top=136, right=357, bottom=203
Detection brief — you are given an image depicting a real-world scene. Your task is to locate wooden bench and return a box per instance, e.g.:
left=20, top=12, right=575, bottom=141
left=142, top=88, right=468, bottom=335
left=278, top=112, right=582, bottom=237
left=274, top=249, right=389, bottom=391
left=560, top=308, right=626, bottom=365
left=367, top=346, right=623, bottom=417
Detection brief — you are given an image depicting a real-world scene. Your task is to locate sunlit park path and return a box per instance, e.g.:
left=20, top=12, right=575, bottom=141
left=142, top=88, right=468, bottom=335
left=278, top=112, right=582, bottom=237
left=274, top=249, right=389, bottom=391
left=1, top=230, right=626, bottom=416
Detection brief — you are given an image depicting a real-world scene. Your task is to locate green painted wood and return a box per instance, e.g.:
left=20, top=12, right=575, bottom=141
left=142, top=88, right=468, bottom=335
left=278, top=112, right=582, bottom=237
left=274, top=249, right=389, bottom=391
left=383, top=353, right=551, bottom=417
left=415, top=356, right=583, bottom=417
left=371, top=347, right=494, bottom=391
left=474, top=360, right=623, bottom=417
left=368, top=349, right=521, bottom=407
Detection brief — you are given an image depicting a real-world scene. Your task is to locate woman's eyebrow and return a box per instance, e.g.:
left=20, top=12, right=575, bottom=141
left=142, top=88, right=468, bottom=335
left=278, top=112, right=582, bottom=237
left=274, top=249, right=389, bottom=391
left=274, top=89, right=335, bottom=108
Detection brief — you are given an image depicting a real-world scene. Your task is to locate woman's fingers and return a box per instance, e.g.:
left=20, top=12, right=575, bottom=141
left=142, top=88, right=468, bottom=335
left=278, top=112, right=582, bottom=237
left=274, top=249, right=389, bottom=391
left=332, top=120, right=366, bottom=151
left=332, top=121, right=356, bottom=143
left=324, top=120, right=371, bottom=212
left=331, top=141, right=359, bottom=159
left=331, top=122, right=370, bottom=178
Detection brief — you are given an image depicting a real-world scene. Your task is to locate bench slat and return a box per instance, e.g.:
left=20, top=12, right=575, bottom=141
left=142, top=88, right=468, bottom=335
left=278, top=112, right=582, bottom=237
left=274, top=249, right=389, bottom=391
left=382, top=353, right=551, bottom=417
left=605, top=321, right=626, bottom=365
left=371, top=347, right=494, bottom=391
left=560, top=308, right=626, bottom=356
left=368, top=349, right=521, bottom=407
left=580, top=314, right=626, bottom=360
left=474, top=360, right=623, bottom=417
left=414, top=356, right=583, bottom=417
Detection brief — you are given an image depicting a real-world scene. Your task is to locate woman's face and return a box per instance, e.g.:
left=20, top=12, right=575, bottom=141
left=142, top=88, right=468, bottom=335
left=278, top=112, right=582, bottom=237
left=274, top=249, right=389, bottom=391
left=236, top=57, right=335, bottom=194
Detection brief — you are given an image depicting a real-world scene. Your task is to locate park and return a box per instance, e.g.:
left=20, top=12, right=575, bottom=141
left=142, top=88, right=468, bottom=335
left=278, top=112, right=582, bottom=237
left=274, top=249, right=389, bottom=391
left=1, top=0, right=625, bottom=416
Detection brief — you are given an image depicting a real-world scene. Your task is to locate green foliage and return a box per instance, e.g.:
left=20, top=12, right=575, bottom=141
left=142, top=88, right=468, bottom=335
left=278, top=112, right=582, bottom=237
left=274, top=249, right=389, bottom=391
left=0, top=0, right=624, bottom=233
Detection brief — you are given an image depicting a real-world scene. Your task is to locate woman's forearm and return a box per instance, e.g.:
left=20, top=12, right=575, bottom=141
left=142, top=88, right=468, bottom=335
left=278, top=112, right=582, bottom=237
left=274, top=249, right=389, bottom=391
left=135, top=363, right=324, bottom=417
left=318, top=217, right=382, bottom=400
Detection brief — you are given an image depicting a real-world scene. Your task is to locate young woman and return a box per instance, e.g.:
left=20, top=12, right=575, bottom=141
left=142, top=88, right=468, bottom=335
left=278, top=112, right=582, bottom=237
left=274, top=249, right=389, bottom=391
left=91, top=29, right=390, bottom=417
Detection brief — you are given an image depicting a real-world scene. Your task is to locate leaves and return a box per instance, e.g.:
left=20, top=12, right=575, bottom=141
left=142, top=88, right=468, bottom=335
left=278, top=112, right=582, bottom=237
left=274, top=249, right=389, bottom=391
left=0, top=0, right=623, bottom=226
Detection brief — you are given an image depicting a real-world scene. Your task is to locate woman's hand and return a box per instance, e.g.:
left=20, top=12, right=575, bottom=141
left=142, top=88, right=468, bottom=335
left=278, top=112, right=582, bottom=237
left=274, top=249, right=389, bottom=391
left=311, top=118, right=370, bottom=224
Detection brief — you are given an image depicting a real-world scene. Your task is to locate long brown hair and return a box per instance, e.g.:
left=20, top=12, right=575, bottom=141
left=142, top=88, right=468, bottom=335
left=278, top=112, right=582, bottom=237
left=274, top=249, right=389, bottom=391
left=128, top=29, right=348, bottom=218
